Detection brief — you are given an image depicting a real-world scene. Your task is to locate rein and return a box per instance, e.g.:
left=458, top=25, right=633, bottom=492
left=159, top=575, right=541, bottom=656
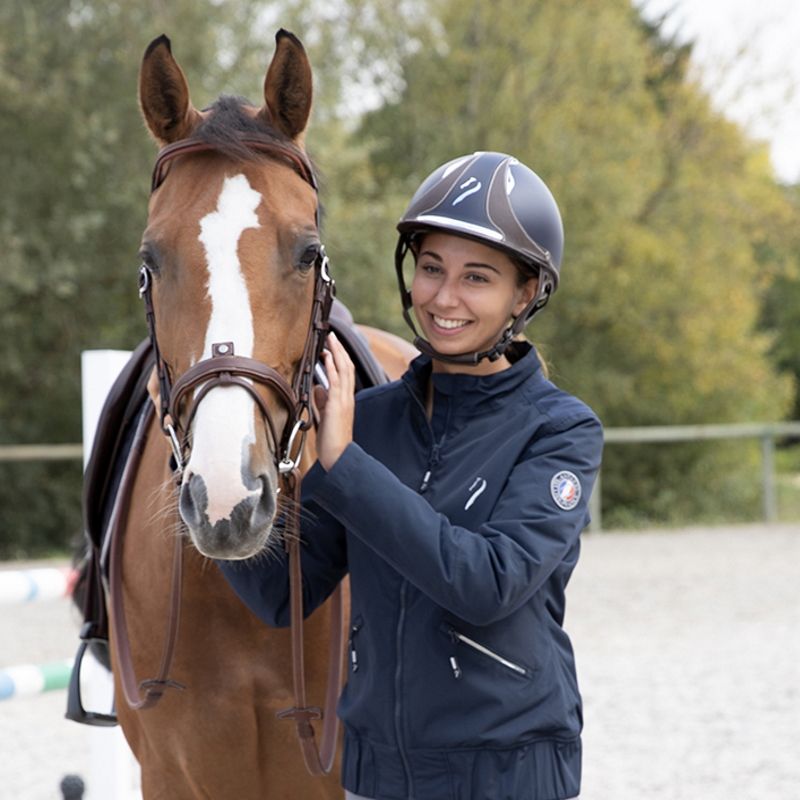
left=111, top=133, right=344, bottom=776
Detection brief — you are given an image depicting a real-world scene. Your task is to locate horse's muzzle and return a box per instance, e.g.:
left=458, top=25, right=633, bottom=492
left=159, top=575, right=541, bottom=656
left=179, top=472, right=277, bottom=559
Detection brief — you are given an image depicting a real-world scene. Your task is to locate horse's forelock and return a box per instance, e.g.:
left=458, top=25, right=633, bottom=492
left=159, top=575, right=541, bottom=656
left=195, top=95, right=290, bottom=162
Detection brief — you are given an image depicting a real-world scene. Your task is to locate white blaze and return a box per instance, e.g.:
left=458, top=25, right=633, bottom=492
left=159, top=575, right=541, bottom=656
left=188, top=174, right=262, bottom=524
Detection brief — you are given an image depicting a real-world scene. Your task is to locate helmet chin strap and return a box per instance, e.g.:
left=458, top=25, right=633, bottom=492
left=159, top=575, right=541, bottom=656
left=395, top=238, right=553, bottom=366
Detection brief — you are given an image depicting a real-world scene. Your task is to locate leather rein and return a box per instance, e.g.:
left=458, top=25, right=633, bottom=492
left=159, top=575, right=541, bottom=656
left=111, top=133, right=344, bottom=776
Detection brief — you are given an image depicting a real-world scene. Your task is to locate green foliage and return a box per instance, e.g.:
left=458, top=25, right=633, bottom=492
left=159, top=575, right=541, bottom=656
left=322, top=0, right=798, bottom=525
left=1, top=0, right=798, bottom=557
left=0, top=0, right=273, bottom=557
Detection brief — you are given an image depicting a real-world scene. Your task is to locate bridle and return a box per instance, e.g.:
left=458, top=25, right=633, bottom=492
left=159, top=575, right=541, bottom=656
left=140, top=135, right=332, bottom=476
left=111, top=132, right=344, bottom=776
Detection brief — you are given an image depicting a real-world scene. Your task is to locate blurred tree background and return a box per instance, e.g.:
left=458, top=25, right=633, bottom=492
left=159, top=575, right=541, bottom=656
left=1, top=0, right=798, bottom=557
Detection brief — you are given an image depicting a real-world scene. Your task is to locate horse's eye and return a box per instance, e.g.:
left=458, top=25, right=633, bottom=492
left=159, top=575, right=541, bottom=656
left=138, top=247, right=160, bottom=274
left=297, top=244, right=320, bottom=272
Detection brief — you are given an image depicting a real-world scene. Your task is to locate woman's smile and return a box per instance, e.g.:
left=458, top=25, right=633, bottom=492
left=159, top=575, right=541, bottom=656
left=429, top=313, right=474, bottom=333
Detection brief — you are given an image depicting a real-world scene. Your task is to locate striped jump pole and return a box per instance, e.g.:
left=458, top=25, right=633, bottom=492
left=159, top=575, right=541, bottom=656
left=0, top=567, right=77, bottom=604
left=0, top=658, right=73, bottom=701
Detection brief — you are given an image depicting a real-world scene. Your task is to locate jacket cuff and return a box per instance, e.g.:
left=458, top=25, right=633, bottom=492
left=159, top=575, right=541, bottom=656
left=312, top=442, right=370, bottom=517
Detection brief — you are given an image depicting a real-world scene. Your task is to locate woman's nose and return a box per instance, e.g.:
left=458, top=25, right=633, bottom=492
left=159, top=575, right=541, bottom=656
left=433, top=279, right=460, bottom=309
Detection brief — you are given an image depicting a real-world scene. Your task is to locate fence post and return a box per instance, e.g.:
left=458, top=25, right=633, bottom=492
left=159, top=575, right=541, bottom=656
left=761, top=434, right=777, bottom=523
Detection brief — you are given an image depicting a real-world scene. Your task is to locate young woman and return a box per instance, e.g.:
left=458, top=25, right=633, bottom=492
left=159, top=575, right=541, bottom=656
left=219, top=151, right=603, bottom=800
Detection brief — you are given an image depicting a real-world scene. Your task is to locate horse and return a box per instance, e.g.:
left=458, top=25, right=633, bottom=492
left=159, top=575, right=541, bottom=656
left=100, top=31, right=415, bottom=799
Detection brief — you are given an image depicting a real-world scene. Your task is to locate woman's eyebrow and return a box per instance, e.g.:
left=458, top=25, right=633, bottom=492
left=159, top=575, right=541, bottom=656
left=464, top=261, right=501, bottom=274
left=419, top=250, right=501, bottom=274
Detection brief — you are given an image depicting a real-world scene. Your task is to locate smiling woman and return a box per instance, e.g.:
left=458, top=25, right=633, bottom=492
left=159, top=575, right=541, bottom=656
left=220, top=151, right=602, bottom=800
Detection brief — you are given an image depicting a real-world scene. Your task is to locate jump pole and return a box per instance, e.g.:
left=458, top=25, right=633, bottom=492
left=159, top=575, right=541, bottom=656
left=0, top=567, right=76, bottom=605
left=0, top=659, right=73, bottom=701
left=80, top=349, right=141, bottom=800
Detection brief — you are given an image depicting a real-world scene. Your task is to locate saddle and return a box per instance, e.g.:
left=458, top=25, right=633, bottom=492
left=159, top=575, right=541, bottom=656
left=67, top=299, right=389, bottom=726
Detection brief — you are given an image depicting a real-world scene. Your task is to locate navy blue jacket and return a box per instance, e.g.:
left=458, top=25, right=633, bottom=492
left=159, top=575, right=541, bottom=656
left=219, top=343, right=603, bottom=800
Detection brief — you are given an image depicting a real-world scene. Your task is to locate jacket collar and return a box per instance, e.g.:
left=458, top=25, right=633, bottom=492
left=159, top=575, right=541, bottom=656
left=401, top=341, right=542, bottom=408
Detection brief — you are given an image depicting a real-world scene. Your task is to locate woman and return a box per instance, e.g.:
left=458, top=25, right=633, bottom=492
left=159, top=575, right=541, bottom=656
left=220, top=151, right=603, bottom=800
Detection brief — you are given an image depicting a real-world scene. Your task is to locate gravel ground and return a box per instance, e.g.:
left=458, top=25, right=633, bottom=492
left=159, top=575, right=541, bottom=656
left=1, top=524, right=798, bottom=800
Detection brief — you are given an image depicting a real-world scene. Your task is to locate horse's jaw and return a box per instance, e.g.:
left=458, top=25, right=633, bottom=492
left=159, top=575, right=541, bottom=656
left=178, top=471, right=279, bottom=559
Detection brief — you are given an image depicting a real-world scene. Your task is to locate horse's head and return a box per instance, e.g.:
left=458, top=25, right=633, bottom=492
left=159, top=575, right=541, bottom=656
left=138, top=32, right=324, bottom=560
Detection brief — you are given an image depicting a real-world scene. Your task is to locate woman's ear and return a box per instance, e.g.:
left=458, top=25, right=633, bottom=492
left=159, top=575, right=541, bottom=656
left=513, top=277, right=539, bottom=318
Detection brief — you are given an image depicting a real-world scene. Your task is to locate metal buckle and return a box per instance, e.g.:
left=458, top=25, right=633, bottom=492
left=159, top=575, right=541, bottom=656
left=138, top=264, right=151, bottom=298
left=278, top=418, right=307, bottom=474
left=164, top=422, right=184, bottom=473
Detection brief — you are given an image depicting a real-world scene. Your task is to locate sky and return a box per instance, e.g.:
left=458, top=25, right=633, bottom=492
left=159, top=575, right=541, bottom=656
left=639, top=0, right=800, bottom=183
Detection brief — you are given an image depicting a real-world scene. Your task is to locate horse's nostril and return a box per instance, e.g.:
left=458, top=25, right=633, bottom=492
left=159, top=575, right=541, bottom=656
left=250, top=474, right=276, bottom=531
left=179, top=473, right=208, bottom=529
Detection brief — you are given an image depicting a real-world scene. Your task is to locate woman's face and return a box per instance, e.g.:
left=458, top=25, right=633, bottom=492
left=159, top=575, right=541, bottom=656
left=410, top=232, right=538, bottom=371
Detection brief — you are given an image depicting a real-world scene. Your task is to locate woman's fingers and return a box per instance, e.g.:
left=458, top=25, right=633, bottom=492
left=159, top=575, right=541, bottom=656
left=313, top=333, right=356, bottom=471
left=312, top=383, right=328, bottom=414
left=326, top=332, right=354, bottom=392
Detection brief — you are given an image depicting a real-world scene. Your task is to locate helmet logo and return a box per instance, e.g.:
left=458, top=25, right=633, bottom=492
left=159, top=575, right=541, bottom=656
left=452, top=177, right=482, bottom=206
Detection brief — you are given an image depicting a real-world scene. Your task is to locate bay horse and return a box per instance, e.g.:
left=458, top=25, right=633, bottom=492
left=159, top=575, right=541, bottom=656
left=105, top=31, right=414, bottom=799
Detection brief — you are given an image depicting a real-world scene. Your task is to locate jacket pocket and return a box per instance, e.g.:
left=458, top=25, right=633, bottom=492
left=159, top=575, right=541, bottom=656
left=440, top=623, right=531, bottom=680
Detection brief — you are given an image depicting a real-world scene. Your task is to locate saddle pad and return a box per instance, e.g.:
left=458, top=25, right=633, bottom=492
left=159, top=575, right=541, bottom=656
left=329, top=299, right=389, bottom=390
left=82, top=338, right=155, bottom=550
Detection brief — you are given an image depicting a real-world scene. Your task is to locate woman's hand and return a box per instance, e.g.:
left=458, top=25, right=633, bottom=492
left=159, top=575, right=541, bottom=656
left=313, top=332, right=355, bottom=471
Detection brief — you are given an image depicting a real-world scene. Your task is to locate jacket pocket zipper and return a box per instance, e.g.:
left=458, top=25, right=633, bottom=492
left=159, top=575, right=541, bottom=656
left=349, top=619, right=362, bottom=672
left=449, top=628, right=528, bottom=676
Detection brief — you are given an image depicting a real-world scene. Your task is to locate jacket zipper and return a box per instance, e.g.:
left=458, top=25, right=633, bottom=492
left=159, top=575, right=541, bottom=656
left=394, top=580, right=415, bottom=797
left=349, top=620, right=362, bottom=673
left=448, top=628, right=528, bottom=676
left=403, top=378, right=448, bottom=497
left=418, top=443, right=440, bottom=493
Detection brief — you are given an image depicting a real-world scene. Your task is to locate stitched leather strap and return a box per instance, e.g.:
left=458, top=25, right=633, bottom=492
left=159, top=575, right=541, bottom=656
left=108, top=403, right=187, bottom=711
left=275, top=469, right=344, bottom=775
left=151, top=136, right=317, bottom=193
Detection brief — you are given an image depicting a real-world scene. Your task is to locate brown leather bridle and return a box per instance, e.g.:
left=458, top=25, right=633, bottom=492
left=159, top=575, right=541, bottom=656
left=111, top=132, right=344, bottom=776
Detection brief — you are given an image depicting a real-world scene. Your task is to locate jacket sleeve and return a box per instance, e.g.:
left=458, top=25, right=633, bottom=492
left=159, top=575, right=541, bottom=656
left=311, top=414, right=603, bottom=626
left=215, top=461, right=349, bottom=627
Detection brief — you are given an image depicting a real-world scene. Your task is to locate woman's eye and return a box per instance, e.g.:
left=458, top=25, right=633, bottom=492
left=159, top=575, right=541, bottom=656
left=420, top=263, right=442, bottom=275
left=465, top=272, right=489, bottom=284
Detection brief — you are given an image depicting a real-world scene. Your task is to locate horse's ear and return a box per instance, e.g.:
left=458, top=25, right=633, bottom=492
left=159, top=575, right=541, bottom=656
left=260, top=30, right=312, bottom=143
left=139, top=35, right=202, bottom=145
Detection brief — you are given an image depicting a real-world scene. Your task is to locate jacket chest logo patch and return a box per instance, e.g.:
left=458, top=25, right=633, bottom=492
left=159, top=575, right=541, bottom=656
left=550, top=471, right=581, bottom=510
left=464, top=477, right=487, bottom=510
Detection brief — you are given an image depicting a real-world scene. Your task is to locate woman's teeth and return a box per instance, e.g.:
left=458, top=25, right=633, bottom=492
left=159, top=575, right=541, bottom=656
left=433, top=315, right=470, bottom=330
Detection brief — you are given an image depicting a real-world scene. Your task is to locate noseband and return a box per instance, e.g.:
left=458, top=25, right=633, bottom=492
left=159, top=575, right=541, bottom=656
left=115, top=133, right=343, bottom=777
left=139, top=134, right=333, bottom=476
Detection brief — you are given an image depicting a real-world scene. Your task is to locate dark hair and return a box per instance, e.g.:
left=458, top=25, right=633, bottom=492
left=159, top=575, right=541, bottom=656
left=511, top=257, right=540, bottom=288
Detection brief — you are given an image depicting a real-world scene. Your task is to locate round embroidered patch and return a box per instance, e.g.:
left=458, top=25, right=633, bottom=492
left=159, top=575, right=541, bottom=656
left=550, top=471, right=581, bottom=511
